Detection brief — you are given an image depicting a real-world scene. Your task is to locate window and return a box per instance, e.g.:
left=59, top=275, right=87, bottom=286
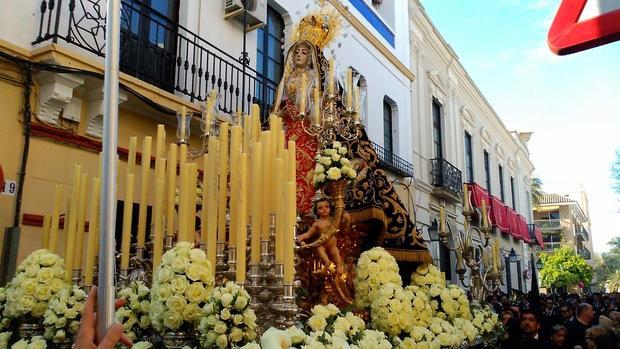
left=499, top=165, right=505, bottom=202
left=256, top=7, right=284, bottom=106
left=464, top=132, right=474, bottom=182
left=383, top=99, right=393, bottom=154
left=432, top=99, right=443, bottom=159
left=510, top=176, right=516, bottom=209
left=120, top=0, right=179, bottom=91
left=483, top=151, right=491, bottom=193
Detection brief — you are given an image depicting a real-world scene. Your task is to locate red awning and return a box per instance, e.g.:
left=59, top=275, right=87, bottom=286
left=466, top=183, right=489, bottom=208
left=506, top=207, right=519, bottom=238
left=490, top=196, right=509, bottom=233
left=535, top=226, right=544, bottom=248
left=518, top=214, right=531, bottom=243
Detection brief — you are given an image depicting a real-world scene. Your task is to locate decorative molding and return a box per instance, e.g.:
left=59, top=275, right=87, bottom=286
left=327, top=0, right=415, bottom=81
left=35, top=72, right=84, bottom=125
left=427, top=70, right=447, bottom=98
left=496, top=143, right=505, bottom=160
left=460, top=105, right=474, bottom=131
left=480, top=126, right=491, bottom=146
left=86, top=82, right=128, bottom=138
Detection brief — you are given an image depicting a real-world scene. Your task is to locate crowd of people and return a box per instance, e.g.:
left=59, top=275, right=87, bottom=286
left=487, top=292, right=620, bottom=349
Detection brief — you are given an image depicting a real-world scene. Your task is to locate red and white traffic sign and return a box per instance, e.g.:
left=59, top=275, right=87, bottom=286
left=548, top=0, right=620, bottom=55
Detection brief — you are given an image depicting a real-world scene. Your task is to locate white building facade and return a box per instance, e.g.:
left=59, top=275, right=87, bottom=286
left=408, top=0, right=539, bottom=295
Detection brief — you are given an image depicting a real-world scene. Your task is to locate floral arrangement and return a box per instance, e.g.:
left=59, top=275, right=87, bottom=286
left=132, top=342, right=153, bottom=349
left=313, top=141, right=357, bottom=186
left=6, top=336, right=46, bottom=349
left=0, top=288, right=9, bottom=331
left=369, top=283, right=415, bottom=337
left=150, top=242, right=214, bottom=333
left=115, top=281, right=152, bottom=342
left=42, top=285, right=86, bottom=343
left=354, top=247, right=402, bottom=310
left=470, top=304, right=501, bottom=339
left=198, top=281, right=257, bottom=348
left=3, top=249, right=67, bottom=320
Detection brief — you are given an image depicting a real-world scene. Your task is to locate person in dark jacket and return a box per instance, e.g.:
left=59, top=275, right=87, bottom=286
left=566, top=303, right=596, bottom=349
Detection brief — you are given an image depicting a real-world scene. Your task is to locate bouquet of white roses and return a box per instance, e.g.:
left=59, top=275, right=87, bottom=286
left=6, top=335, right=46, bottom=349
left=313, top=141, right=357, bottom=186
left=369, top=283, right=416, bottom=338
left=404, top=285, right=434, bottom=327
left=470, top=304, right=501, bottom=340
left=150, top=242, right=214, bottom=333
left=42, top=285, right=86, bottom=343
left=116, top=281, right=152, bottom=342
left=198, top=282, right=257, bottom=348
left=411, top=264, right=472, bottom=322
left=3, top=249, right=68, bottom=320
left=354, top=247, right=402, bottom=310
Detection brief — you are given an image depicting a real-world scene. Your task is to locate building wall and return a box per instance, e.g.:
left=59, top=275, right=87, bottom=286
left=409, top=0, right=536, bottom=293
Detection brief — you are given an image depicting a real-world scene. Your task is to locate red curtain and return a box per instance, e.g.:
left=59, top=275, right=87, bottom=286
left=490, top=196, right=509, bottom=233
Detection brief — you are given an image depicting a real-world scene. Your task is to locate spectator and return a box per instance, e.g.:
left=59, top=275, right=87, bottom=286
left=515, top=310, right=544, bottom=349
left=566, top=303, right=596, bottom=349
left=543, top=324, right=568, bottom=349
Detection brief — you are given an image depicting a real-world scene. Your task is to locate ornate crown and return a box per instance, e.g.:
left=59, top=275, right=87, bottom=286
left=292, top=2, right=341, bottom=49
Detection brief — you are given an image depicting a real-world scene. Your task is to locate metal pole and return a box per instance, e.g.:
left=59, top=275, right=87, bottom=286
left=97, top=0, right=121, bottom=341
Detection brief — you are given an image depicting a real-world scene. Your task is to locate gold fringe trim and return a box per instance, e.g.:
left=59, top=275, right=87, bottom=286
left=349, top=208, right=388, bottom=233
left=385, top=248, right=433, bottom=263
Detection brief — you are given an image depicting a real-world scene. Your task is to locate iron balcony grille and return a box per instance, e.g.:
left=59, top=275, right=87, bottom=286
left=430, top=158, right=462, bottom=195
left=371, top=141, right=414, bottom=178
left=533, top=219, right=567, bottom=230
left=33, top=0, right=277, bottom=119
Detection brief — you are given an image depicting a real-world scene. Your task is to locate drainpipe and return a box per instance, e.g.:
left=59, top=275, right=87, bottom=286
left=0, top=63, right=33, bottom=285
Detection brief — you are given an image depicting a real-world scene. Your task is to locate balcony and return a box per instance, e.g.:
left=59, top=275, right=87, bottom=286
left=32, top=0, right=277, bottom=118
left=371, top=141, right=414, bottom=177
left=533, top=219, right=566, bottom=230
left=430, top=158, right=462, bottom=203
left=578, top=247, right=592, bottom=260
left=575, top=225, right=590, bottom=241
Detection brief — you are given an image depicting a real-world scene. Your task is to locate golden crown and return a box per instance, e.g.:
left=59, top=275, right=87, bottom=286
left=292, top=3, right=341, bottom=49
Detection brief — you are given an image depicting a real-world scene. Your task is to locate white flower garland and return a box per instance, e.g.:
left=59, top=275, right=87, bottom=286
left=150, top=242, right=214, bottom=333
left=8, top=336, right=46, bottom=349
left=42, top=285, right=86, bottom=343
left=198, top=282, right=258, bottom=348
left=313, top=141, right=357, bottom=186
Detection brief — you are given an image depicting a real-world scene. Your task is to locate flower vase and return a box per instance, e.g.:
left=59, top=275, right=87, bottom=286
left=162, top=331, right=196, bottom=349
left=55, top=338, right=74, bottom=349
left=18, top=321, right=44, bottom=339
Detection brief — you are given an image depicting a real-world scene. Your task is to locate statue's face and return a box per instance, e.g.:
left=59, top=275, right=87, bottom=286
left=294, top=44, right=310, bottom=68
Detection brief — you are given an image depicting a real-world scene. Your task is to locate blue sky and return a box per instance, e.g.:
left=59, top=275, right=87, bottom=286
left=419, top=0, right=620, bottom=253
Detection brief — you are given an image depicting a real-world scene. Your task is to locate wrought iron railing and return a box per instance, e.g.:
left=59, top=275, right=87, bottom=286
left=371, top=141, right=414, bottom=178
left=32, top=0, right=278, bottom=118
left=430, top=158, right=462, bottom=195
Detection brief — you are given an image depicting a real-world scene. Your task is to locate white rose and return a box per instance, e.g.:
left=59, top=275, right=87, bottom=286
left=215, top=334, right=228, bottom=348
left=326, top=167, right=342, bottom=180
left=170, top=256, right=190, bottom=273
left=318, top=156, right=332, bottom=166
left=332, top=141, right=342, bottom=148
left=169, top=276, right=188, bottom=294
left=234, top=294, right=249, bottom=311
left=185, top=264, right=203, bottom=282
left=11, top=339, right=28, bottom=349
left=331, top=153, right=341, bottom=162
left=214, top=321, right=228, bottom=334
left=185, top=283, right=206, bottom=304
left=230, top=326, right=244, bottom=343
left=162, top=310, right=183, bottom=330
left=220, top=293, right=233, bottom=308
left=39, top=253, right=57, bottom=267
left=315, top=163, right=325, bottom=174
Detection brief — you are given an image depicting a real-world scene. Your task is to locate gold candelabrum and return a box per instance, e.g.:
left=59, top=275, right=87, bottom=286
left=437, top=189, right=504, bottom=302
left=299, top=93, right=361, bottom=148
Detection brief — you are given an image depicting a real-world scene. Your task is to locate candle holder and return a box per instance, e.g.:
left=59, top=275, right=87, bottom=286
left=118, top=269, right=129, bottom=289
left=281, top=284, right=299, bottom=328
left=215, top=241, right=228, bottom=284
left=299, top=92, right=361, bottom=148
left=72, top=269, right=82, bottom=286
left=226, top=246, right=237, bottom=282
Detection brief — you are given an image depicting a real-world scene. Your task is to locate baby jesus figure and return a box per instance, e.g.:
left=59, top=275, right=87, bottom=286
left=297, top=198, right=350, bottom=274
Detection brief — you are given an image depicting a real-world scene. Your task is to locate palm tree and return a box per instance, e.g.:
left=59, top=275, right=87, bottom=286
left=606, top=270, right=620, bottom=292
left=531, top=177, right=543, bottom=208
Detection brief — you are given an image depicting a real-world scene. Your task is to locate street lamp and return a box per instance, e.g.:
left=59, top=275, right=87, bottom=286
left=509, top=248, right=518, bottom=263
left=536, top=258, right=543, bottom=270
